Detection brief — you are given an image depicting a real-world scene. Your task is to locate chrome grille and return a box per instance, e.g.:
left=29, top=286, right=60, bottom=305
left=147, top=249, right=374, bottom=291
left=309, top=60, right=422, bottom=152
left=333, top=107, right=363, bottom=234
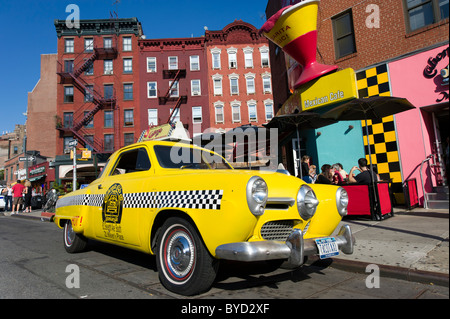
left=261, top=220, right=294, bottom=241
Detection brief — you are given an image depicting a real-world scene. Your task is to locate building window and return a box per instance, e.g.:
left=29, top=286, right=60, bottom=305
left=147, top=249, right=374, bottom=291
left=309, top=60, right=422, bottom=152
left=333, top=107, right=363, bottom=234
left=332, top=10, right=357, bottom=59
left=104, top=84, right=114, bottom=99
left=227, top=48, right=237, bottom=69
left=147, top=82, right=157, bottom=98
left=214, top=102, right=224, bottom=123
left=147, top=57, right=157, bottom=72
left=243, top=47, right=254, bottom=68
left=124, top=109, right=134, bottom=126
left=64, top=86, right=74, bottom=103
left=191, top=79, right=201, bottom=96
left=192, top=107, right=202, bottom=123
left=63, top=112, right=73, bottom=128
left=104, top=60, right=113, bottom=74
left=231, top=102, right=241, bottom=123
left=404, top=0, right=449, bottom=32
left=260, top=46, right=270, bottom=67
left=64, top=60, right=74, bottom=73
left=63, top=137, right=73, bottom=151
left=213, top=75, right=223, bottom=95
left=84, top=135, right=94, bottom=151
left=148, top=109, right=158, bottom=126
left=168, top=56, right=178, bottom=70
left=211, top=48, right=221, bottom=69
left=124, top=133, right=134, bottom=146
left=104, top=37, right=112, bottom=49
left=262, top=74, right=272, bottom=94
left=123, top=37, right=132, bottom=51
left=84, top=85, right=94, bottom=102
left=229, top=75, right=239, bottom=95
left=245, top=74, right=256, bottom=94
left=123, top=83, right=133, bottom=100
left=123, top=58, right=133, bottom=73
left=104, top=134, right=114, bottom=152
left=248, top=102, right=257, bottom=122
left=104, top=110, right=113, bottom=128
left=83, top=111, right=94, bottom=128
left=190, top=55, right=200, bottom=71
left=169, top=80, right=179, bottom=97
left=85, top=38, right=94, bottom=52
left=84, top=59, right=94, bottom=75
left=169, top=108, right=181, bottom=123
left=264, top=100, right=274, bottom=121
left=65, top=38, right=74, bottom=53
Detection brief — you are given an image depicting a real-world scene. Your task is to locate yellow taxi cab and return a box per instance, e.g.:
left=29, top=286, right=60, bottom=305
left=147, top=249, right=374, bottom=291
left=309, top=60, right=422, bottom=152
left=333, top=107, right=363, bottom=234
left=55, top=140, right=355, bottom=296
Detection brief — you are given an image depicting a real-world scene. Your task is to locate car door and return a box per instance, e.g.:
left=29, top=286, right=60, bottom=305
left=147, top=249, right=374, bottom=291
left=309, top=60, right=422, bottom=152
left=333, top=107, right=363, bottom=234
left=93, top=146, right=152, bottom=247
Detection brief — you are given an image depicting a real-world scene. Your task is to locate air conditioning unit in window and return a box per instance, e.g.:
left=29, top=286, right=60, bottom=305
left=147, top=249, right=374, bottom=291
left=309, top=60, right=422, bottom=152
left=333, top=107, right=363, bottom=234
left=105, top=70, right=113, bottom=75
left=230, top=62, right=236, bottom=68
left=192, top=91, right=200, bottom=96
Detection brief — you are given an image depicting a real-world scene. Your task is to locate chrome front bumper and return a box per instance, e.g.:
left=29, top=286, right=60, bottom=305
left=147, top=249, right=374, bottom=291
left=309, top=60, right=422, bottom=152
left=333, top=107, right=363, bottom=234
left=215, top=224, right=355, bottom=268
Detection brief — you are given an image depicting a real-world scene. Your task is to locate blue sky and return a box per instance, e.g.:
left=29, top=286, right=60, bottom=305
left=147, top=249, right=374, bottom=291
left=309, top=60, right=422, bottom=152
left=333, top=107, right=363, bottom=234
left=0, top=0, right=268, bottom=134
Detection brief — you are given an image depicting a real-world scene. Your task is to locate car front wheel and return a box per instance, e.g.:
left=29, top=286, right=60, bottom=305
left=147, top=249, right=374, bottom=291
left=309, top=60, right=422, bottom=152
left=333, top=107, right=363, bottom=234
left=156, top=217, right=219, bottom=296
left=63, top=220, right=88, bottom=253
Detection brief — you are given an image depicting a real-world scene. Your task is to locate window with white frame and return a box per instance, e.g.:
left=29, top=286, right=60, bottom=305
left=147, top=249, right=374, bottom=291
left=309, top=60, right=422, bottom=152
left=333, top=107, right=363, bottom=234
left=191, top=79, right=201, bottom=96
left=262, top=73, right=272, bottom=93
left=259, top=46, right=270, bottom=67
left=231, top=101, right=241, bottom=123
left=245, top=73, right=256, bottom=94
left=212, top=74, right=223, bottom=95
left=227, top=48, right=237, bottom=69
left=147, top=82, right=157, bottom=98
left=85, top=38, right=94, bottom=52
left=147, top=57, right=157, bottom=73
left=211, top=48, right=221, bottom=69
left=214, top=102, right=224, bottom=123
left=104, top=37, right=112, bottom=49
left=248, top=101, right=257, bottom=122
left=264, top=100, right=274, bottom=121
left=169, top=108, right=181, bottom=123
left=190, top=55, right=200, bottom=71
left=148, top=109, right=158, bottom=126
left=104, top=60, right=113, bottom=74
left=192, top=106, right=202, bottom=123
left=229, top=74, right=239, bottom=95
left=243, top=47, right=254, bottom=68
left=65, top=38, right=74, bottom=53
left=168, top=56, right=178, bottom=70
left=169, top=80, right=179, bottom=97
left=123, top=58, right=133, bottom=73
left=123, top=37, right=132, bottom=51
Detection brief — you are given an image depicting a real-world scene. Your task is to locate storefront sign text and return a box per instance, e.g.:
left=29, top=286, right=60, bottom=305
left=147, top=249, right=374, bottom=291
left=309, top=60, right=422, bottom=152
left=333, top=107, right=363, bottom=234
left=423, top=46, right=449, bottom=78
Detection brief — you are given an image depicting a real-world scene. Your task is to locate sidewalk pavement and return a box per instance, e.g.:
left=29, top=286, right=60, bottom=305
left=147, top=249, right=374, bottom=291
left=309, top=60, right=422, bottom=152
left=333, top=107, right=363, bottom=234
left=2, top=206, right=449, bottom=286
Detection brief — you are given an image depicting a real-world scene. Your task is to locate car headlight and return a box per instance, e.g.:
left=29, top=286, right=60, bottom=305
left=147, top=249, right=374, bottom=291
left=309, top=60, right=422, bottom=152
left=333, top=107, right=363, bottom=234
left=336, top=187, right=349, bottom=217
left=246, top=176, right=268, bottom=216
left=297, top=185, right=319, bottom=220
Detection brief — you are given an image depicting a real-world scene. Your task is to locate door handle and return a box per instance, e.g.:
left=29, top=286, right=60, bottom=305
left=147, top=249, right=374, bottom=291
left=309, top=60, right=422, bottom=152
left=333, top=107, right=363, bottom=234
left=98, top=184, right=103, bottom=190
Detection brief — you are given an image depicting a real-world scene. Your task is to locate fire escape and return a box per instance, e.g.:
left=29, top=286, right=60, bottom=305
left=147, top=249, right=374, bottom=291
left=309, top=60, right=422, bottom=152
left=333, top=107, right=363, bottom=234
left=57, top=38, right=118, bottom=153
left=159, top=65, right=188, bottom=125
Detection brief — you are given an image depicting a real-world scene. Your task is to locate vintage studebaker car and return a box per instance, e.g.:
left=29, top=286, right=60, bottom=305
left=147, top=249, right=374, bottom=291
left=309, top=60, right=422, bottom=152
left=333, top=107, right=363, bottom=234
left=55, top=140, right=355, bottom=296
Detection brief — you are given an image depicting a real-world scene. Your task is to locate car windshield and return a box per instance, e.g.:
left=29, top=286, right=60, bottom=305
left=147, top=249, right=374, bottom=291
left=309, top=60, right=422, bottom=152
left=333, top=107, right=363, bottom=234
left=154, top=145, right=232, bottom=170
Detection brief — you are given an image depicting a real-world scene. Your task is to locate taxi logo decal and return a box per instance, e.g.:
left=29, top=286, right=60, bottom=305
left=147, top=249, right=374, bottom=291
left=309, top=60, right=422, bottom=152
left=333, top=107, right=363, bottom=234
left=101, top=183, right=124, bottom=241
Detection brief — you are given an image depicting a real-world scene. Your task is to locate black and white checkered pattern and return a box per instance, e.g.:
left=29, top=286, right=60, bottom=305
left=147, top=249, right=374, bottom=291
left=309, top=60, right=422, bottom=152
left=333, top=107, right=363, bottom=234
left=56, top=190, right=223, bottom=210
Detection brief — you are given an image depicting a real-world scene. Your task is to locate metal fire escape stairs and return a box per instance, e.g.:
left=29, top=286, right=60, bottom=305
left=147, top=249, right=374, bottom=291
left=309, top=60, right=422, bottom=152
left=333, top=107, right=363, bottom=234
left=57, top=41, right=118, bottom=153
left=159, top=67, right=188, bottom=125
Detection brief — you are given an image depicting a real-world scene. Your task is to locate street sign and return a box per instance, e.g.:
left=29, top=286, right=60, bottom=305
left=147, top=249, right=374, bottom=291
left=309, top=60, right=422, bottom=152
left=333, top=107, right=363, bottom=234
left=19, top=156, right=36, bottom=162
left=68, top=139, right=78, bottom=147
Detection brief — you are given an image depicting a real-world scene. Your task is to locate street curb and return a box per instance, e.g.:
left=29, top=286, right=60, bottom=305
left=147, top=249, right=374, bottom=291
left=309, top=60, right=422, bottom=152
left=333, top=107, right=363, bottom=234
left=331, top=258, right=449, bottom=287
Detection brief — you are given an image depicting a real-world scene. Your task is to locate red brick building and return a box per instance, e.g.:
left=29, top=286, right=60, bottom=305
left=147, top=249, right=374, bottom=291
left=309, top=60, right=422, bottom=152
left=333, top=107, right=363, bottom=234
left=54, top=18, right=143, bottom=155
left=204, top=20, right=275, bottom=133
left=138, top=37, right=210, bottom=137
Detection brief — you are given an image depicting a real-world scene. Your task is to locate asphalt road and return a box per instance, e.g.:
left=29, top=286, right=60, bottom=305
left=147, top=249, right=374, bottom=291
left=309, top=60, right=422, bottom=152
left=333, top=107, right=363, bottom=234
left=0, top=216, right=448, bottom=305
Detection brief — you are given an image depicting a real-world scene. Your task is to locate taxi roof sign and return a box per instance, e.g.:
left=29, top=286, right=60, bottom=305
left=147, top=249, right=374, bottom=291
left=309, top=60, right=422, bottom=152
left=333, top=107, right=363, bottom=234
left=138, top=121, right=190, bottom=143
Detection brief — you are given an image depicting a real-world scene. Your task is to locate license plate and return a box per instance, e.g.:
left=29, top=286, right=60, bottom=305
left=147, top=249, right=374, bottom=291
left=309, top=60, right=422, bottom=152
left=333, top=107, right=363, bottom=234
left=315, top=237, right=339, bottom=259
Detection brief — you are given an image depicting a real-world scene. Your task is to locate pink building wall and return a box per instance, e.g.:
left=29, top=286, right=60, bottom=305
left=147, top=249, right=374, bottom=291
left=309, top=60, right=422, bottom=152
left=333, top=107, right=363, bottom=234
left=389, top=45, right=449, bottom=204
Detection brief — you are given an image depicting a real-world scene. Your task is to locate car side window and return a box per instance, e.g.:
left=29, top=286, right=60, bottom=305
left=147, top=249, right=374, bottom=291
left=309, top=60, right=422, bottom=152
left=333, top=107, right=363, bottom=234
left=111, top=148, right=151, bottom=175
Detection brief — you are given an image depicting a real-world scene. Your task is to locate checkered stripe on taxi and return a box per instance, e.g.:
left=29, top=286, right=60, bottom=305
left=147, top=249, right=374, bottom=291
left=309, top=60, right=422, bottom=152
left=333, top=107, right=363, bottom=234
left=123, top=190, right=224, bottom=210
left=56, top=190, right=224, bottom=210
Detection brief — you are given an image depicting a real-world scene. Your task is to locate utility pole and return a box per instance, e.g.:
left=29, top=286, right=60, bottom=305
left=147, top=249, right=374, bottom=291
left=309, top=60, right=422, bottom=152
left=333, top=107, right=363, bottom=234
left=69, top=139, right=78, bottom=191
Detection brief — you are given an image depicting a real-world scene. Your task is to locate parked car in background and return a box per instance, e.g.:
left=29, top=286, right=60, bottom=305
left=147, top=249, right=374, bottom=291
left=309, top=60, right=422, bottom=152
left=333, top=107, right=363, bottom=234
left=54, top=140, right=355, bottom=296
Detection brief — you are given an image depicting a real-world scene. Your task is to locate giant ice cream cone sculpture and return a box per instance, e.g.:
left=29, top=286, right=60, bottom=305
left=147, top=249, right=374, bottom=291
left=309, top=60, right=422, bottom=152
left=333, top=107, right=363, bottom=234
left=260, top=0, right=338, bottom=88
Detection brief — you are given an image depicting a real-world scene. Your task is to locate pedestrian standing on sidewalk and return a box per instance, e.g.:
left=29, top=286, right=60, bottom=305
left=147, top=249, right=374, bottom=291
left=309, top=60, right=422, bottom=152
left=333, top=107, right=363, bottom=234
left=3, top=184, right=13, bottom=211
left=23, top=180, right=33, bottom=213
left=11, top=180, right=25, bottom=215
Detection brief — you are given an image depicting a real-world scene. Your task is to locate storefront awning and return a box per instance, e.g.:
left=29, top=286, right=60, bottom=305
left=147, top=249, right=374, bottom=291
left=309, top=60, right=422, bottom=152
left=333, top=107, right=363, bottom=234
left=29, top=174, right=46, bottom=182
